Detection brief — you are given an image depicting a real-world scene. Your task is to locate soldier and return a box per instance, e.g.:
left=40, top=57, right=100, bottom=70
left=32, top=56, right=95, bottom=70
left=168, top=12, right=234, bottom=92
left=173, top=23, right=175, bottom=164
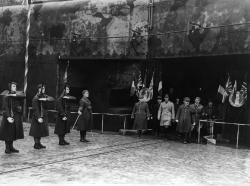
left=0, top=82, right=25, bottom=154
left=76, top=90, right=93, bottom=142
left=151, top=96, right=162, bottom=136
left=176, top=97, right=193, bottom=144
left=29, top=84, right=54, bottom=149
left=203, top=100, right=218, bottom=143
left=131, top=95, right=150, bottom=138
left=174, top=98, right=180, bottom=114
left=190, top=97, right=204, bottom=143
left=204, top=101, right=216, bottom=120
left=54, top=84, right=75, bottom=145
left=157, top=94, right=175, bottom=138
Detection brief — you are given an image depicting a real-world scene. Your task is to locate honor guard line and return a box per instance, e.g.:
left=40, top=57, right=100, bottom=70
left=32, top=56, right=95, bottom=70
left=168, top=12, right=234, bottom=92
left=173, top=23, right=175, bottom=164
left=27, top=107, right=250, bottom=148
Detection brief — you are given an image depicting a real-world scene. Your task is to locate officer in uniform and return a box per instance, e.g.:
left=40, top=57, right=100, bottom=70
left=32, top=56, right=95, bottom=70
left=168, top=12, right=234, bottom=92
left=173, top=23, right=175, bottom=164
left=190, top=97, right=204, bottom=143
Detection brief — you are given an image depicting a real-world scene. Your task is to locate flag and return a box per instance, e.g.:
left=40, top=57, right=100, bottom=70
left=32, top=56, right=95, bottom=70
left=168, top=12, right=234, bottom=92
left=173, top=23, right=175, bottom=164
left=63, top=60, right=69, bottom=83
left=143, top=70, right=147, bottom=88
left=148, top=72, right=154, bottom=100
left=218, top=85, right=227, bottom=103
left=136, top=72, right=143, bottom=97
left=158, top=80, right=162, bottom=96
left=137, top=72, right=143, bottom=89
left=186, top=18, right=190, bottom=35
left=240, top=81, right=247, bottom=100
left=225, top=74, right=233, bottom=93
left=130, top=79, right=136, bottom=96
left=233, top=80, right=237, bottom=92
left=218, top=73, right=232, bottom=103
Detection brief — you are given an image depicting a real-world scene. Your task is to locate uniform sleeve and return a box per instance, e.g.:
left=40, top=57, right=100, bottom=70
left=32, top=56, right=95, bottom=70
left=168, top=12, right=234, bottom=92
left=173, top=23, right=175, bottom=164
left=56, top=98, right=65, bottom=116
left=2, top=96, right=10, bottom=117
left=171, top=103, right=175, bottom=119
left=176, top=106, right=181, bottom=120
left=15, top=99, right=23, bottom=113
left=145, top=103, right=150, bottom=118
left=32, top=97, right=40, bottom=119
left=157, top=103, right=162, bottom=120
left=131, top=103, right=136, bottom=118
left=190, top=108, right=194, bottom=124
left=190, top=106, right=196, bottom=123
left=78, top=100, right=86, bottom=112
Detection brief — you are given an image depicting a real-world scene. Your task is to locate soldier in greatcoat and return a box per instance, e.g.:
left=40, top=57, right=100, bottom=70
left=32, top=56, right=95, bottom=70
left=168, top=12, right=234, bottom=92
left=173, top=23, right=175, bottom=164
left=29, top=84, right=54, bottom=149
left=151, top=96, right=162, bottom=136
left=76, top=90, right=93, bottom=142
left=190, top=97, right=204, bottom=143
left=131, top=96, right=150, bottom=137
left=176, top=97, right=193, bottom=144
left=54, top=84, right=75, bottom=145
left=0, top=82, right=25, bottom=154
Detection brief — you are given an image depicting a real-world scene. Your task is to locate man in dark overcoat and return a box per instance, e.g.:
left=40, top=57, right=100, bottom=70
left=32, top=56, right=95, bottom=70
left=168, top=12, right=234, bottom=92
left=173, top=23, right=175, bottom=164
left=76, top=90, right=93, bottom=142
left=29, top=84, right=50, bottom=149
left=0, top=82, right=25, bottom=154
left=54, top=84, right=73, bottom=145
left=176, top=97, right=193, bottom=144
left=131, top=95, right=150, bottom=137
left=190, top=97, right=204, bottom=143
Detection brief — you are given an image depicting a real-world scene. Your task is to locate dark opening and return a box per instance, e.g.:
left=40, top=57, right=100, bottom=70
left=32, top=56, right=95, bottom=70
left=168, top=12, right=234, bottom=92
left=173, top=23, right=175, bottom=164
left=59, top=58, right=144, bottom=113
left=160, top=54, right=250, bottom=106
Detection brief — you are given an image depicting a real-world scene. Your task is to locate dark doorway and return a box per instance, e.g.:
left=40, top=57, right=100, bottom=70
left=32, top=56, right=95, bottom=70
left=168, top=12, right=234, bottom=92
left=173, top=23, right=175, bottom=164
left=161, top=54, right=250, bottom=106
left=59, top=58, right=144, bottom=113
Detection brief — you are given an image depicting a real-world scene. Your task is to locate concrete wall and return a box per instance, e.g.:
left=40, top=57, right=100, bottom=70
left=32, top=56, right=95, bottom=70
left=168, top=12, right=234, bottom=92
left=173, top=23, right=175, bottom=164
left=1, top=0, right=250, bottom=58
left=0, top=0, right=250, bottom=114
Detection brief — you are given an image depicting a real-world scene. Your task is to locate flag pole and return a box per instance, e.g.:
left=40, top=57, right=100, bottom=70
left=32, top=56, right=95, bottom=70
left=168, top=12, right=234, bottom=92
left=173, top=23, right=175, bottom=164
left=23, top=0, right=32, bottom=120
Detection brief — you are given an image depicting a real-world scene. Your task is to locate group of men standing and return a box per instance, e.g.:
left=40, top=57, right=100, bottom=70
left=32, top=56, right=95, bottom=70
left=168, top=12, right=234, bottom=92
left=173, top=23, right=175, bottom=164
left=132, top=93, right=216, bottom=144
left=0, top=82, right=93, bottom=154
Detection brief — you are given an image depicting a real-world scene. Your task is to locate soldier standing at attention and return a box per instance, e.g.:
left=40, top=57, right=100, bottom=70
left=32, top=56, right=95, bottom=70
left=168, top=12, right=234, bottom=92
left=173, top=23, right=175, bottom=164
left=54, top=84, right=75, bottom=145
left=76, top=90, right=93, bottom=142
left=157, top=94, right=175, bottom=138
left=0, top=82, right=25, bottom=154
left=176, top=97, right=193, bottom=144
left=151, top=96, right=162, bottom=136
left=131, top=95, right=150, bottom=138
left=190, top=97, right=204, bottom=143
left=29, top=84, right=54, bottom=149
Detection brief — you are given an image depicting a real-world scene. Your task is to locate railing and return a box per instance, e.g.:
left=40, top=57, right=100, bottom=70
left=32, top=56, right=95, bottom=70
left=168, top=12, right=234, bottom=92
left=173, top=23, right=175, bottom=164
left=27, top=107, right=131, bottom=134
left=198, top=120, right=250, bottom=148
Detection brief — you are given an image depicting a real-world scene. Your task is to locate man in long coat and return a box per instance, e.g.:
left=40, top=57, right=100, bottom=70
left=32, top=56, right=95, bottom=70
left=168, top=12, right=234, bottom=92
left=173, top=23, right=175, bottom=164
left=151, top=96, right=162, bottom=136
left=176, top=97, right=193, bottom=144
left=157, top=94, right=175, bottom=137
left=0, top=82, right=24, bottom=154
left=54, top=84, right=74, bottom=145
left=131, top=96, right=150, bottom=137
left=76, top=90, right=93, bottom=142
left=29, top=84, right=51, bottom=149
left=190, top=97, right=204, bottom=143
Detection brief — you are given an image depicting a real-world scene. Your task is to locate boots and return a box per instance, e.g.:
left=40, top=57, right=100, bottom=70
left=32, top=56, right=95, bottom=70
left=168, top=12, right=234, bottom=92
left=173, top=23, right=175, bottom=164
left=5, top=141, right=11, bottom=154
left=63, top=138, right=70, bottom=145
left=137, top=130, right=142, bottom=138
left=34, top=138, right=41, bottom=149
left=10, top=141, right=19, bottom=153
left=80, top=131, right=89, bottom=142
left=59, top=135, right=70, bottom=145
left=59, top=135, right=65, bottom=145
left=183, top=132, right=190, bottom=144
left=39, top=143, right=46, bottom=149
left=34, top=137, right=46, bottom=149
